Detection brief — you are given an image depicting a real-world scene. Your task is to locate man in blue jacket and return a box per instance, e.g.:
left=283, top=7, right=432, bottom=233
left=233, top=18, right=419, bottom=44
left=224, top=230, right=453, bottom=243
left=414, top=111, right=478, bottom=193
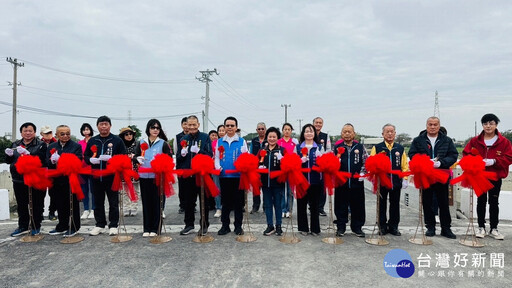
left=408, top=116, right=458, bottom=239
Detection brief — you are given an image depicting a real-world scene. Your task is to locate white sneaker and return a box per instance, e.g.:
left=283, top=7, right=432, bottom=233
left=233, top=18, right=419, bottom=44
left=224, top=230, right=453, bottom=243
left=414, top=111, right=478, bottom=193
left=286, top=212, right=290, bottom=218
left=109, top=228, right=118, bottom=236
left=142, top=232, right=150, bottom=237
left=80, top=210, right=90, bottom=219
left=123, top=210, right=130, bottom=217
left=489, top=229, right=504, bottom=240
left=435, top=215, right=440, bottom=224
left=475, top=227, right=486, bottom=238
left=131, top=210, right=137, bottom=216
left=162, top=212, right=166, bottom=219
left=214, top=209, right=222, bottom=218
left=282, top=212, right=286, bottom=218
left=88, top=210, right=95, bottom=219
left=89, top=227, right=105, bottom=236
left=149, top=232, right=157, bottom=237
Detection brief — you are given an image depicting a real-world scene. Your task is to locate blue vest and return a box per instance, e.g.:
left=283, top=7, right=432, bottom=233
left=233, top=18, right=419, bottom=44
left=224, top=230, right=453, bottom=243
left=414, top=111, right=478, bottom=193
left=218, top=136, right=245, bottom=178
left=374, top=142, right=404, bottom=189
left=139, top=138, right=164, bottom=179
left=335, top=142, right=365, bottom=189
left=297, top=142, right=321, bottom=185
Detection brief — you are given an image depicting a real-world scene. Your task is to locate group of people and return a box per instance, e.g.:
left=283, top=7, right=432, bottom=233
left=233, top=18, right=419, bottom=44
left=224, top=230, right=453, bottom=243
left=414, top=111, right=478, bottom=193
left=5, top=113, right=512, bottom=242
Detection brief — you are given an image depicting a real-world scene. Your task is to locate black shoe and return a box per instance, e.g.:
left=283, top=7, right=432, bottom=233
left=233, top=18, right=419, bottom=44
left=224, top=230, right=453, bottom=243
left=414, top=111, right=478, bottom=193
left=263, top=225, right=275, bottom=236
left=198, top=226, right=208, bottom=236
left=379, top=229, right=388, bottom=236
left=353, top=229, right=365, bottom=237
left=387, top=228, right=401, bottom=236
left=425, top=228, right=435, bottom=237
left=250, top=208, right=258, bottom=214
left=336, top=228, right=346, bottom=237
left=441, top=228, right=456, bottom=239
left=178, top=208, right=184, bottom=214
left=235, top=227, right=244, bottom=235
left=217, top=226, right=231, bottom=235
left=275, top=225, right=283, bottom=236
left=179, top=226, right=194, bottom=235
left=49, top=229, right=66, bottom=235
left=319, top=210, right=327, bottom=217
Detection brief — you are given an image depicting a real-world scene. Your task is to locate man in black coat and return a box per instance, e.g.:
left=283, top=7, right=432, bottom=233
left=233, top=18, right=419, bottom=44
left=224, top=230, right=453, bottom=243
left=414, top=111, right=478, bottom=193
left=408, top=116, right=458, bottom=239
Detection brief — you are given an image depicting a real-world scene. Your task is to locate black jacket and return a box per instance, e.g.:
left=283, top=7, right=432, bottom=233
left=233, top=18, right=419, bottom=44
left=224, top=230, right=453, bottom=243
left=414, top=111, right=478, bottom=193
left=176, top=131, right=212, bottom=169
left=47, top=140, right=83, bottom=184
left=6, top=138, right=47, bottom=183
left=84, top=133, right=127, bottom=170
left=408, top=131, right=458, bottom=169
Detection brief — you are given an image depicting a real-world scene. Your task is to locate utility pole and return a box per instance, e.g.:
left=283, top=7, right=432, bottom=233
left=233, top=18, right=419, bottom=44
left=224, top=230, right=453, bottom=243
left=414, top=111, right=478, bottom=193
left=433, top=90, right=440, bottom=118
left=6, top=57, right=24, bottom=141
left=281, top=104, right=291, bottom=123
left=297, top=119, right=303, bottom=131
left=196, top=68, right=219, bottom=133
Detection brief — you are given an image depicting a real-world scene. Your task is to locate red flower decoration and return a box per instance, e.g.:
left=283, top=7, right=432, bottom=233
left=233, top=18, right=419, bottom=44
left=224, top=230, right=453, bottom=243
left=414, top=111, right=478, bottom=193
left=47, top=153, right=92, bottom=200
left=180, top=140, right=187, bottom=149
left=408, top=154, right=449, bottom=190
left=233, top=153, right=262, bottom=195
left=50, top=148, right=57, bottom=155
left=301, top=147, right=308, bottom=157
left=218, top=145, right=225, bottom=160
left=451, top=154, right=498, bottom=197
left=180, top=154, right=220, bottom=197
left=364, top=153, right=404, bottom=193
left=15, top=155, right=52, bottom=190
left=259, top=149, right=267, bottom=162
left=312, top=153, right=352, bottom=195
left=90, top=145, right=98, bottom=157
left=140, top=142, right=149, bottom=157
left=270, top=153, right=309, bottom=198
left=337, top=147, right=345, bottom=158
left=95, top=155, right=139, bottom=201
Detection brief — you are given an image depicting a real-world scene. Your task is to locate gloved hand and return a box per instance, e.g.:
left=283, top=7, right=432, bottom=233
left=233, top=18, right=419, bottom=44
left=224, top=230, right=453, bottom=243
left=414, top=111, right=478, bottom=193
left=301, top=156, right=308, bottom=163
left=99, top=154, right=111, bottom=161
left=258, top=165, right=266, bottom=169
left=90, top=158, right=101, bottom=165
left=50, top=152, right=60, bottom=164
left=315, top=149, right=322, bottom=157
left=484, top=159, right=495, bottom=167
left=181, top=148, right=188, bottom=157
left=16, top=146, right=30, bottom=155
left=402, top=179, right=409, bottom=189
left=276, top=151, right=283, bottom=161
left=433, top=161, right=441, bottom=168
left=215, top=163, right=222, bottom=171
left=190, top=144, right=199, bottom=154
left=358, top=172, right=365, bottom=182
left=240, top=145, right=248, bottom=153
left=136, top=156, right=144, bottom=164
left=4, top=148, right=13, bottom=156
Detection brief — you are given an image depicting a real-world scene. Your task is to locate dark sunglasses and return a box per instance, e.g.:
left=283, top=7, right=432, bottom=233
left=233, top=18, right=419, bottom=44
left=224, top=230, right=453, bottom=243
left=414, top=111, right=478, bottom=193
left=225, top=124, right=236, bottom=128
left=150, top=126, right=160, bottom=130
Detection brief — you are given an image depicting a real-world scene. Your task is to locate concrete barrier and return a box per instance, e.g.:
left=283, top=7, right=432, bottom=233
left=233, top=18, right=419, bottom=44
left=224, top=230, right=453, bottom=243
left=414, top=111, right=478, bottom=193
left=0, top=189, right=9, bottom=220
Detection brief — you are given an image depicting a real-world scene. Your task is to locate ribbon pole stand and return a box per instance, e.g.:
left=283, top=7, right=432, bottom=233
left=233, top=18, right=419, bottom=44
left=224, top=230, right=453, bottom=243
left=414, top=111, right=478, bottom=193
left=366, top=180, right=389, bottom=246
left=409, top=189, right=433, bottom=245
left=61, top=188, right=84, bottom=244
left=111, top=183, right=132, bottom=243
left=459, top=189, right=484, bottom=247
left=151, top=173, right=172, bottom=244
left=194, top=176, right=214, bottom=243
left=280, top=183, right=301, bottom=244
left=322, top=188, right=342, bottom=245
left=236, top=189, right=256, bottom=243
left=20, top=187, right=44, bottom=243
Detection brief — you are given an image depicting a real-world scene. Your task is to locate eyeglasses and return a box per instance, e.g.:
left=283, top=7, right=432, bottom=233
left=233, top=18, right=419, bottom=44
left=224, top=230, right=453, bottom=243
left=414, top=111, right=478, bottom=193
left=225, top=124, right=236, bottom=128
left=483, top=121, right=496, bottom=126
left=257, top=128, right=265, bottom=131
left=150, top=126, right=160, bottom=130
left=124, top=133, right=134, bottom=136
left=59, top=133, right=70, bottom=136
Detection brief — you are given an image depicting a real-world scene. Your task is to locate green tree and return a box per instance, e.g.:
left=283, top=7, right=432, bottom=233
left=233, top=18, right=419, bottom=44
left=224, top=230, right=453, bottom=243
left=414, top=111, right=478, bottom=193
left=128, top=125, right=142, bottom=139
left=0, top=136, right=13, bottom=163
left=396, top=133, right=412, bottom=145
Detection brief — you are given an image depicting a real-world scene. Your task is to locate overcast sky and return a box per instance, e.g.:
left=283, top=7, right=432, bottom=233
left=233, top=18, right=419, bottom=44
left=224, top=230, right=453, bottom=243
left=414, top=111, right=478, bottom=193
left=1, top=0, right=511, bottom=142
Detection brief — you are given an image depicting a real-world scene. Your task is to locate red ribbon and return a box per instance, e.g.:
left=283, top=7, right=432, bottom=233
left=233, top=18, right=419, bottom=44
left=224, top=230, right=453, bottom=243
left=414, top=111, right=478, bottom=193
left=15, top=155, right=53, bottom=190
left=408, top=154, right=449, bottom=190
left=47, top=153, right=92, bottom=200
left=312, top=152, right=352, bottom=196
left=225, top=153, right=263, bottom=196
left=94, top=155, right=139, bottom=201
left=270, top=153, right=310, bottom=199
left=180, top=154, right=220, bottom=197
left=138, top=154, right=179, bottom=198
left=364, top=153, right=405, bottom=193
left=450, top=154, right=498, bottom=197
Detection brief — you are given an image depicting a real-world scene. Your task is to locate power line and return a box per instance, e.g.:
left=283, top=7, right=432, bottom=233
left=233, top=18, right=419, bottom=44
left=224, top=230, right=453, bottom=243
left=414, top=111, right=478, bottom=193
left=19, top=59, right=197, bottom=84
left=0, top=99, right=200, bottom=120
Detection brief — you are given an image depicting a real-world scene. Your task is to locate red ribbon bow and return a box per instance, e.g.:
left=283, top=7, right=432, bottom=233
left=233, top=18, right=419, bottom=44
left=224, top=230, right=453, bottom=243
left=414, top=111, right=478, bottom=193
left=138, top=153, right=178, bottom=198
left=270, top=153, right=310, bottom=199
left=15, top=155, right=53, bottom=190
left=140, top=142, right=149, bottom=157
left=232, top=153, right=263, bottom=195
left=408, top=154, right=449, bottom=189
left=218, top=145, right=225, bottom=160
left=181, top=154, right=220, bottom=197
left=450, top=154, right=498, bottom=197
left=95, top=155, right=139, bottom=201
left=47, top=153, right=92, bottom=200
left=364, top=153, right=405, bottom=193
left=312, top=152, right=352, bottom=195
